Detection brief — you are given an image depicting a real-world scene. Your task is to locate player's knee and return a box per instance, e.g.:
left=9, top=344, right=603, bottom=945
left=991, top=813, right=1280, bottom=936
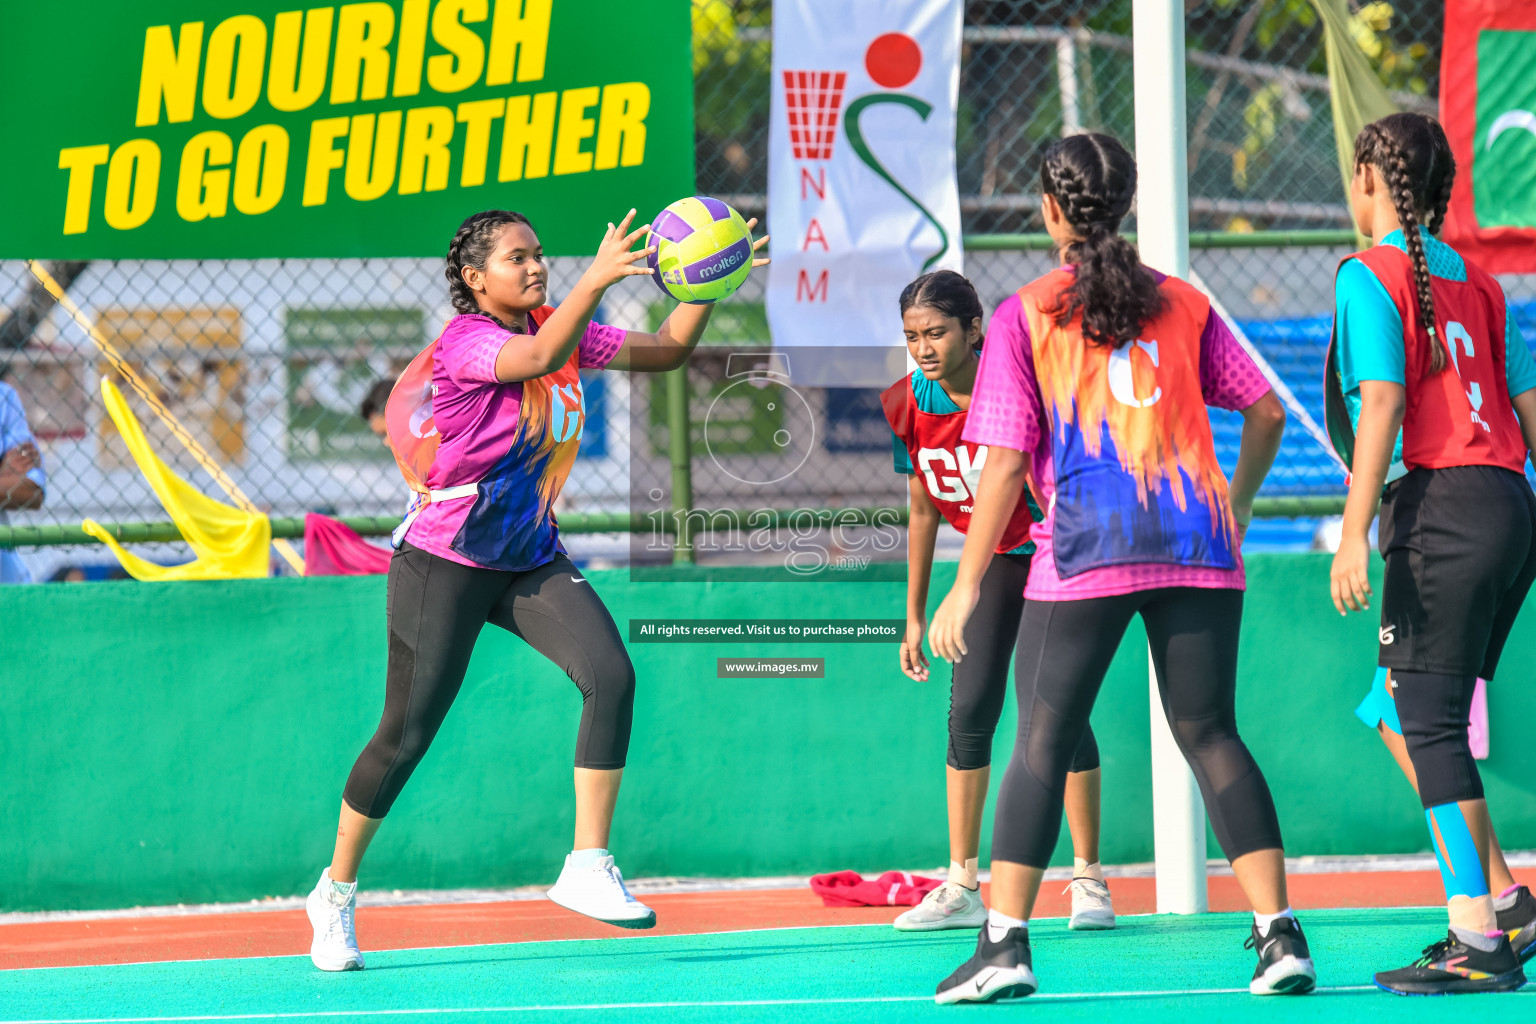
left=946, top=731, right=992, bottom=771
left=1169, top=713, right=1229, bottom=761
left=948, top=691, right=997, bottom=741
left=588, top=654, right=636, bottom=714
left=1069, top=728, right=1101, bottom=773
left=391, top=727, right=433, bottom=771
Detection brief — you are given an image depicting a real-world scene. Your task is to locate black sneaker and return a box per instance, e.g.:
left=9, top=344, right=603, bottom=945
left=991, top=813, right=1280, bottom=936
left=1246, top=916, right=1317, bottom=994
left=934, top=926, right=1037, bottom=1004
left=1498, top=886, right=1536, bottom=963
left=1375, top=930, right=1526, bottom=995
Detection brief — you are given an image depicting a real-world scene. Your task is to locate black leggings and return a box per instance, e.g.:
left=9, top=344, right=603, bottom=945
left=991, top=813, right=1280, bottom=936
left=993, top=587, right=1282, bottom=868
left=1393, top=671, right=1485, bottom=808
left=343, top=543, right=636, bottom=819
left=949, top=552, right=1099, bottom=774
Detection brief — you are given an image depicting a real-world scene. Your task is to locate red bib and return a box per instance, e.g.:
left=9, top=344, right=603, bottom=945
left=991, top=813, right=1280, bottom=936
left=1349, top=245, right=1525, bottom=473
left=881, top=373, right=1038, bottom=554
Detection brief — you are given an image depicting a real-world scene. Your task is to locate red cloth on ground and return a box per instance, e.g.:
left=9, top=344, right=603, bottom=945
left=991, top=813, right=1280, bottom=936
left=303, top=513, right=392, bottom=576
left=808, top=870, right=943, bottom=907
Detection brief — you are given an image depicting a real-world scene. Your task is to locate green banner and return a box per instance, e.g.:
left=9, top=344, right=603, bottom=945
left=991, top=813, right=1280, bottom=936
left=1475, top=30, right=1536, bottom=230
left=0, top=1, right=695, bottom=258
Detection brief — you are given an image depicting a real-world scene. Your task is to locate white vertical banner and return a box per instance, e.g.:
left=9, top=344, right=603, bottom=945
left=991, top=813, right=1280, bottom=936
left=767, top=0, right=963, bottom=353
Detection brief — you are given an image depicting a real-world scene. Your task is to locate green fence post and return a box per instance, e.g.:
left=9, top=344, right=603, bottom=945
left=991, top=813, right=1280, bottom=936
left=665, top=363, right=695, bottom=564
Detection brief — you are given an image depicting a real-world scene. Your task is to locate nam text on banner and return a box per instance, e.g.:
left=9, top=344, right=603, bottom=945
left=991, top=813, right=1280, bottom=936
left=766, top=0, right=962, bottom=356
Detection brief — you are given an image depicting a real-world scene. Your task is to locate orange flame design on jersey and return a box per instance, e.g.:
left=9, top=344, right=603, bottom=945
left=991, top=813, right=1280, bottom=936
left=1020, top=271, right=1236, bottom=541
left=517, top=361, right=584, bottom=515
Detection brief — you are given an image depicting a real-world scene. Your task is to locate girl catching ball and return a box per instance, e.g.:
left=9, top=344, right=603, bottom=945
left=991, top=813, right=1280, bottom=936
left=304, top=207, right=766, bottom=971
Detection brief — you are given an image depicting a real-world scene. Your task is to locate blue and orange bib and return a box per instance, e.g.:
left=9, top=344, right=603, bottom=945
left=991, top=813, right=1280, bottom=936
left=1018, top=270, right=1237, bottom=578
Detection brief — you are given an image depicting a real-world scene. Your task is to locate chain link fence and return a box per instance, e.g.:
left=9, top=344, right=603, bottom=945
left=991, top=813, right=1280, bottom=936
left=3, top=0, right=1531, bottom=577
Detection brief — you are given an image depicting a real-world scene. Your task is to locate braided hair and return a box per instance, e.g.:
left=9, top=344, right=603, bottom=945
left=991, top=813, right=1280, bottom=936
left=899, top=270, right=985, bottom=350
left=1353, top=113, right=1456, bottom=372
left=444, top=209, right=535, bottom=318
left=1039, top=133, right=1164, bottom=347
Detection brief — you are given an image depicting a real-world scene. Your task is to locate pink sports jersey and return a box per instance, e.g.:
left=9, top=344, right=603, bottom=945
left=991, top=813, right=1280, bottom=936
left=404, top=313, right=626, bottom=570
left=963, top=277, right=1272, bottom=601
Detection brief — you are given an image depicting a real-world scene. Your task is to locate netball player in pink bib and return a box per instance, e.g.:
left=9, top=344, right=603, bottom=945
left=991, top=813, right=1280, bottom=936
left=926, top=134, right=1309, bottom=1002
left=304, top=208, right=765, bottom=971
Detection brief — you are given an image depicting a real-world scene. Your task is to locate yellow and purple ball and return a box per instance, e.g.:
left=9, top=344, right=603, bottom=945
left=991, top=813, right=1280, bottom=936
left=645, top=196, right=754, bottom=304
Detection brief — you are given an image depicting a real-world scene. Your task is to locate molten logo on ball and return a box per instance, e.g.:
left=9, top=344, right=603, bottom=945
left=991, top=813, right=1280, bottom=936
left=645, top=196, right=756, bottom=304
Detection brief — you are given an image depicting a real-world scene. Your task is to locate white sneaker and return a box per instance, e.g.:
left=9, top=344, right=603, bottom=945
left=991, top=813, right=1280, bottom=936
left=545, top=853, right=656, bottom=929
left=1067, top=876, right=1116, bottom=930
left=894, top=881, right=988, bottom=932
left=306, top=869, right=364, bottom=971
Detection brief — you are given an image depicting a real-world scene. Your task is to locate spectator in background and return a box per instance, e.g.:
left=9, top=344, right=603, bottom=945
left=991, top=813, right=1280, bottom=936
left=359, top=379, right=394, bottom=445
left=0, top=377, right=46, bottom=583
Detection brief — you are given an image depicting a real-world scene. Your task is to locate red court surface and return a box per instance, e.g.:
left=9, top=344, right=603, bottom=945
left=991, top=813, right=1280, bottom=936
left=6, top=866, right=1527, bottom=972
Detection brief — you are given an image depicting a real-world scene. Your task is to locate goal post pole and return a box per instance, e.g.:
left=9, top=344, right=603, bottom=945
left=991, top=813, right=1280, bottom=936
left=1132, top=0, right=1210, bottom=916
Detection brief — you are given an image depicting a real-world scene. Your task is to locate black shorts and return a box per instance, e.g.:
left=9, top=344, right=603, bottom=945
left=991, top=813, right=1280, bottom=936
left=1378, top=465, right=1536, bottom=677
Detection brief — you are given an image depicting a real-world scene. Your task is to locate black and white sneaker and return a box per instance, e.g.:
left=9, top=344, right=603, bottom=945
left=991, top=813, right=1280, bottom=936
left=1375, top=930, right=1525, bottom=995
left=1246, top=916, right=1316, bottom=995
left=935, top=926, right=1037, bottom=1004
left=1498, top=886, right=1536, bottom=963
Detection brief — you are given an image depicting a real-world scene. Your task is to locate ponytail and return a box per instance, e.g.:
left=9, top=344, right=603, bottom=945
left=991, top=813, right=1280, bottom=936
left=1353, top=114, right=1456, bottom=372
left=1039, top=133, right=1164, bottom=347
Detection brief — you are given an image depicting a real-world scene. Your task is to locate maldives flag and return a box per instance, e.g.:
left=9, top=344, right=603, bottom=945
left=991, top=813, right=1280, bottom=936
left=1441, top=1, right=1536, bottom=272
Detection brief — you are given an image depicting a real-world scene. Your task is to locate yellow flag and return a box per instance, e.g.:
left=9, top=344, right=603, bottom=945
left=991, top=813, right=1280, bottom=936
left=1309, top=0, right=1399, bottom=246
left=83, top=378, right=270, bottom=581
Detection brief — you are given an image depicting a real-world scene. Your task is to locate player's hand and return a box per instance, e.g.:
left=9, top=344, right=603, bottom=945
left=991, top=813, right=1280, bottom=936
left=1330, top=532, right=1372, bottom=615
left=579, top=210, right=655, bottom=292
left=2, top=442, right=38, bottom=473
left=1232, top=502, right=1252, bottom=546
left=900, top=616, right=930, bottom=681
left=745, top=217, right=771, bottom=269
left=929, top=584, right=980, bottom=664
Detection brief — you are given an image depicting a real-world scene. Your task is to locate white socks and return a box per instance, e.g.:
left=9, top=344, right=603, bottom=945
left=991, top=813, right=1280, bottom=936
left=986, top=907, right=1026, bottom=942
left=570, top=847, right=609, bottom=870
left=1253, top=907, right=1295, bottom=932
left=1073, top=858, right=1104, bottom=882
left=325, top=871, right=357, bottom=906
left=948, top=858, right=980, bottom=890
left=1495, top=884, right=1523, bottom=912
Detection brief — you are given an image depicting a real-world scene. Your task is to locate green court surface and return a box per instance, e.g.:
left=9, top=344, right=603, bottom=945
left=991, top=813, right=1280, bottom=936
left=2, top=909, right=1528, bottom=1023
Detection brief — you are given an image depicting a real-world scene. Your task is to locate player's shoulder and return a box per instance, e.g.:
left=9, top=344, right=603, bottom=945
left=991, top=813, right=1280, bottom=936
left=1458, top=249, right=1505, bottom=298
left=881, top=370, right=917, bottom=401
left=438, top=312, right=511, bottom=346
left=1155, top=272, right=1205, bottom=302
left=1014, top=269, right=1071, bottom=305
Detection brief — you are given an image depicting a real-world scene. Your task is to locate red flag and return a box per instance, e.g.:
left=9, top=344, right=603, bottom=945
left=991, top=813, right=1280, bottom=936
left=303, top=513, right=391, bottom=576
left=1440, top=1, right=1536, bottom=272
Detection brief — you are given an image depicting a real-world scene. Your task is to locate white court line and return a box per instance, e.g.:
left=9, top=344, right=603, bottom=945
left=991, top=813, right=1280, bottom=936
left=0, top=986, right=1389, bottom=1024
left=11, top=851, right=1527, bottom=926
